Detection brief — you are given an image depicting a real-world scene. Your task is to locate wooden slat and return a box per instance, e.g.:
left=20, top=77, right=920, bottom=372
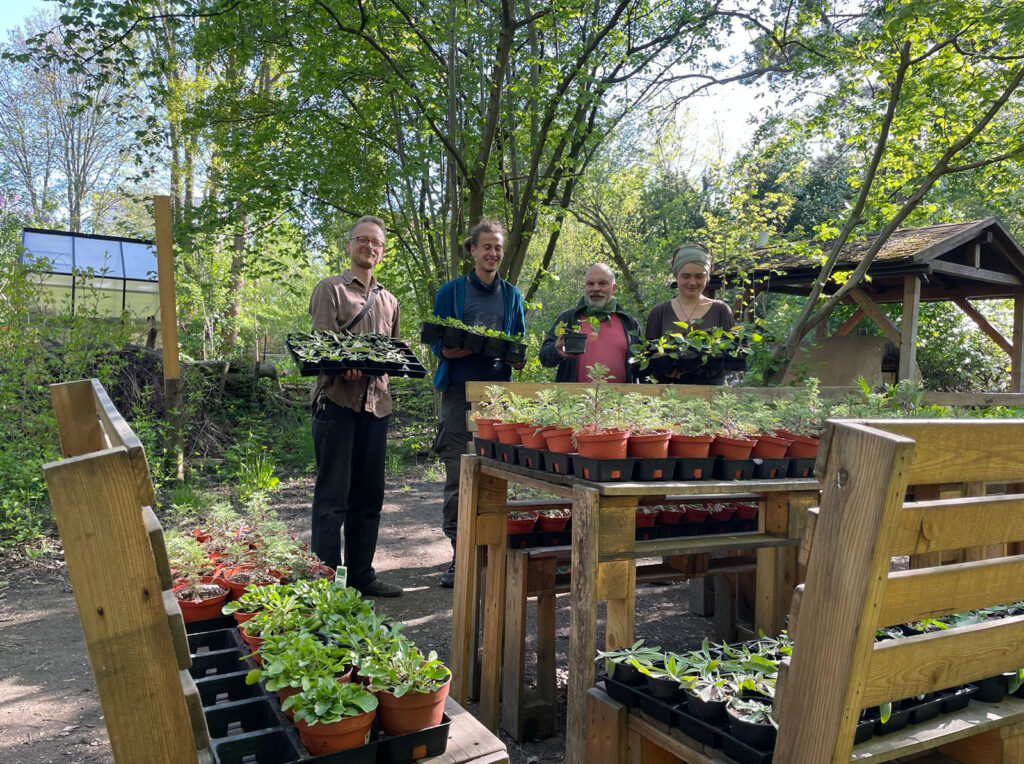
left=450, top=456, right=483, bottom=705
left=1013, top=292, right=1024, bottom=394
left=90, top=379, right=158, bottom=507
left=892, top=496, right=1024, bottom=556
left=864, top=618, right=1024, bottom=706
left=849, top=287, right=903, bottom=345
left=608, top=533, right=797, bottom=561
left=437, top=697, right=509, bottom=764
left=899, top=275, right=921, bottom=380
left=479, top=463, right=573, bottom=498
left=866, top=420, right=1024, bottom=485
left=181, top=670, right=210, bottom=751
left=154, top=195, right=181, bottom=379
left=49, top=380, right=106, bottom=457
left=146, top=507, right=173, bottom=591
left=773, top=422, right=916, bottom=764
left=42, top=447, right=200, bottom=764
left=954, top=297, right=1013, bottom=355
left=878, top=557, right=1024, bottom=627
left=930, top=259, right=1023, bottom=286
left=501, top=550, right=528, bottom=739
left=586, top=688, right=628, bottom=764
left=164, top=590, right=192, bottom=670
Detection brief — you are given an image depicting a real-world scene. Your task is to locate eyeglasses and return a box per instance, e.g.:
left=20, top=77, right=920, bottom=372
left=349, top=235, right=385, bottom=251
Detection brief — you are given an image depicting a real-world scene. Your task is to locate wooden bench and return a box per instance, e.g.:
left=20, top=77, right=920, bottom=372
left=43, top=379, right=509, bottom=764
left=584, top=417, right=1024, bottom=763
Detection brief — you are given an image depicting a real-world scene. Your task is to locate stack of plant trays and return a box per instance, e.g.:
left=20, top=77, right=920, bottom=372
left=286, top=333, right=428, bottom=379
left=186, top=616, right=451, bottom=763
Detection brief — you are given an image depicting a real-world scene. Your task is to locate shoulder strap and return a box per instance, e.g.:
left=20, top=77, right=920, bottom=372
left=344, top=285, right=382, bottom=332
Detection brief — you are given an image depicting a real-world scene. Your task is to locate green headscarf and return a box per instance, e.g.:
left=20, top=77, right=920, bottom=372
left=671, top=244, right=712, bottom=276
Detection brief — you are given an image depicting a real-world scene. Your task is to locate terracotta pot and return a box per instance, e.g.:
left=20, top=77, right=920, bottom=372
left=751, top=432, right=792, bottom=459
left=535, top=513, right=570, bottom=532
left=507, top=514, right=537, bottom=534
left=216, top=566, right=278, bottom=601
left=474, top=418, right=500, bottom=440
left=627, top=431, right=671, bottom=458
left=732, top=503, right=759, bottom=520
left=576, top=430, right=629, bottom=459
left=517, top=425, right=554, bottom=450
left=174, top=577, right=229, bottom=623
left=775, top=429, right=820, bottom=458
left=658, top=507, right=686, bottom=525
left=712, top=503, right=736, bottom=521
left=295, top=709, right=376, bottom=755
left=682, top=505, right=713, bottom=523
left=277, top=685, right=301, bottom=718
left=635, top=510, right=660, bottom=527
left=375, top=677, right=451, bottom=735
left=709, top=434, right=756, bottom=460
left=232, top=609, right=259, bottom=626
left=238, top=625, right=264, bottom=662
left=494, top=422, right=527, bottom=445
left=668, top=433, right=713, bottom=458
left=542, top=427, right=576, bottom=453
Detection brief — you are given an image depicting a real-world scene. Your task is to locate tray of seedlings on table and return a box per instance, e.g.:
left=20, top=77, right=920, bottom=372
left=630, top=321, right=757, bottom=383
left=469, top=372, right=836, bottom=485
left=420, top=317, right=527, bottom=363
left=596, top=602, right=1024, bottom=764
left=287, top=330, right=427, bottom=378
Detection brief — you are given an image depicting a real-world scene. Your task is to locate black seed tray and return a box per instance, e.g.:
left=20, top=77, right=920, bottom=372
left=189, top=624, right=244, bottom=651
left=713, top=458, right=756, bottom=481
left=418, top=321, right=443, bottom=346
left=636, top=691, right=675, bottom=725
left=672, top=708, right=722, bottom=747
left=940, top=685, right=976, bottom=713
left=633, top=458, right=677, bottom=481
left=673, top=458, right=714, bottom=481
left=572, top=456, right=635, bottom=482
left=533, top=530, right=571, bottom=547
left=493, top=442, right=520, bottom=465
left=908, top=695, right=942, bottom=724
left=752, top=458, right=790, bottom=479
left=376, top=713, right=451, bottom=764
left=473, top=438, right=497, bottom=459
left=212, top=727, right=303, bottom=764
left=635, top=524, right=663, bottom=541
left=868, top=705, right=912, bottom=735
left=507, top=531, right=538, bottom=549
left=198, top=670, right=269, bottom=707
left=190, top=647, right=254, bottom=680
left=854, top=714, right=874, bottom=745
left=973, top=675, right=1009, bottom=703
left=720, top=732, right=774, bottom=764
left=518, top=447, right=545, bottom=471
left=789, top=457, right=815, bottom=478
left=544, top=451, right=575, bottom=476
left=463, top=332, right=487, bottom=353
left=206, top=697, right=283, bottom=738
left=286, top=336, right=427, bottom=379
left=601, top=677, right=641, bottom=709
left=505, top=341, right=527, bottom=364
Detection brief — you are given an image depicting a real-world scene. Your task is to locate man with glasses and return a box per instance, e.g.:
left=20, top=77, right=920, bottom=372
left=308, top=215, right=403, bottom=598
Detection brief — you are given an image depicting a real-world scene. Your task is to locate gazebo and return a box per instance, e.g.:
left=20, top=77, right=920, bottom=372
left=712, top=217, right=1024, bottom=391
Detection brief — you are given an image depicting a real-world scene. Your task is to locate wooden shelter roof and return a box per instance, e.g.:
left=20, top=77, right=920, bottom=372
left=712, top=217, right=1024, bottom=302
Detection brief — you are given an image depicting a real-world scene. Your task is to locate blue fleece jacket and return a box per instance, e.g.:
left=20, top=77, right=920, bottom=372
left=431, top=273, right=526, bottom=390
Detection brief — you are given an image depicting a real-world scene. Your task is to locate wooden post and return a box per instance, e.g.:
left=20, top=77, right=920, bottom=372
left=154, top=195, right=184, bottom=480
left=899, top=274, right=921, bottom=381
left=1013, top=292, right=1024, bottom=393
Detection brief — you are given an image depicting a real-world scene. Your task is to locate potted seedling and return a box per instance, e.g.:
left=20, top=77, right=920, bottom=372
left=283, top=675, right=378, bottom=754
left=166, top=530, right=228, bottom=623
left=772, top=379, right=825, bottom=457
left=246, top=631, right=352, bottom=716
left=620, top=394, right=672, bottom=458
left=555, top=317, right=601, bottom=355
left=662, top=395, right=716, bottom=458
left=726, top=696, right=778, bottom=750
left=574, top=364, right=629, bottom=458
left=506, top=511, right=537, bottom=534
left=535, top=508, right=571, bottom=532
left=708, top=391, right=758, bottom=459
left=596, top=639, right=664, bottom=686
left=360, top=637, right=452, bottom=735
left=636, top=652, right=697, bottom=704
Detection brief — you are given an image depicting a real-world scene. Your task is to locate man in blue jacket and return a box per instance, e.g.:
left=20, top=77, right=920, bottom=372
left=432, top=218, right=526, bottom=588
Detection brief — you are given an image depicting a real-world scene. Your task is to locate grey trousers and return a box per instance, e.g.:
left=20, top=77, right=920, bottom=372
left=434, top=382, right=470, bottom=543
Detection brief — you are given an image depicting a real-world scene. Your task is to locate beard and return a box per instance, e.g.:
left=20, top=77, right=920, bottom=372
left=584, top=294, right=611, bottom=309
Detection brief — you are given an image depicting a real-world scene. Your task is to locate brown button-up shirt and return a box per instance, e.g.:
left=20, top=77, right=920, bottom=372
left=308, top=270, right=401, bottom=418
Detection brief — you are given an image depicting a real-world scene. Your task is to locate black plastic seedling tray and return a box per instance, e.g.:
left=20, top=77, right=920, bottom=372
left=752, top=458, right=790, bottom=479
left=633, top=458, right=676, bottom=481
left=493, top=442, right=520, bottom=465
left=713, top=458, right=756, bottom=481
left=473, top=437, right=496, bottom=459
left=286, top=335, right=427, bottom=379
left=517, top=447, right=545, bottom=471
left=571, top=455, right=635, bottom=482
left=673, top=458, right=714, bottom=481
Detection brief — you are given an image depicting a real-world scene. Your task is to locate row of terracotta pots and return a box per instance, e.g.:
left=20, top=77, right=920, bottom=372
left=478, top=418, right=820, bottom=461
left=507, top=510, right=571, bottom=534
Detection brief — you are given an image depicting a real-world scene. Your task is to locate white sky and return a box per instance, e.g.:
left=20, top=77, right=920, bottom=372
left=0, top=0, right=47, bottom=37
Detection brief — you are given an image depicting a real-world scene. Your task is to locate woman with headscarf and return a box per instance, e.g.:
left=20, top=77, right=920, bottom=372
left=645, top=242, right=734, bottom=385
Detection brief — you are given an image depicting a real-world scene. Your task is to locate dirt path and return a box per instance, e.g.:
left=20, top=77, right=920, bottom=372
left=0, top=472, right=715, bottom=763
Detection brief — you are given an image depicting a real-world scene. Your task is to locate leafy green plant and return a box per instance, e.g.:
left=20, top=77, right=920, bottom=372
left=361, top=638, right=452, bottom=697
left=280, top=675, right=378, bottom=725
left=596, top=639, right=664, bottom=667
left=246, top=631, right=349, bottom=691
left=727, top=696, right=778, bottom=729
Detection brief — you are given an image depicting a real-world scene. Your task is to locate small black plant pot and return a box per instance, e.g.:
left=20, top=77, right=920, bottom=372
left=646, top=675, right=687, bottom=705
left=684, top=688, right=728, bottom=725
left=611, top=661, right=645, bottom=686
left=727, top=705, right=777, bottom=751
left=440, top=325, right=468, bottom=349
left=482, top=336, right=510, bottom=358
left=562, top=331, right=588, bottom=354
left=419, top=321, right=443, bottom=345
left=464, top=331, right=487, bottom=353
left=506, top=341, right=527, bottom=363
left=973, top=674, right=1008, bottom=703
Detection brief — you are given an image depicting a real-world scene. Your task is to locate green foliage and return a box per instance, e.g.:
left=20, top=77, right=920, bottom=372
left=228, top=437, right=280, bottom=502
left=361, top=638, right=452, bottom=698
left=281, top=675, right=378, bottom=725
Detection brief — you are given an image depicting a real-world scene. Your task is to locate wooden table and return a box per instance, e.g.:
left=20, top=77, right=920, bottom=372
left=448, top=455, right=819, bottom=764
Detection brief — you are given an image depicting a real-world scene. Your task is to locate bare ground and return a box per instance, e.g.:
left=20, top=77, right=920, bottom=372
left=0, top=469, right=717, bottom=764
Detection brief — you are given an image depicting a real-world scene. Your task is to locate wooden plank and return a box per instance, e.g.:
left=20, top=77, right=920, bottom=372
left=1013, top=292, right=1024, bottom=393
left=953, top=297, right=1013, bottom=355
left=878, top=557, right=1024, bottom=627
left=479, top=463, right=573, bottom=498
left=146, top=507, right=173, bottom=591
left=892, top=495, right=1024, bottom=556
left=154, top=195, right=181, bottom=379
left=566, top=484, right=602, bottom=764
left=535, top=558, right=557, bottom=713
left=586, top=688, right=628, bottom=764
left=437, top=696, right=508, bottom=764
left=836, top=307, right=867, bottom=336
left=597, top=477, right=816, bottom=497
left=42, top=448, right=200, bottom=764
left=864, top=617, right=1024, bottom=706
left=938, top=726, right=1010, bottom=764
left=798, top=507, right=819, bottom=581
left=501, top=550, right=528, bottom=739
left=598, top=559, right=634, bottom=601
left=929, top=259, right=1023, bottom=286
left=181, top=670, right=210, bottom=751
left=867, top=420, right=1024, bottom=485
left=849, top=287, right=903, bottom=345
left=90, top=379, right=158, bottom=507
left=849, top=696, right=1024, bottom=762
left=165, top=590, right=192, bottom=670
left=627, top=713, right=718, bottom=763
left=611, top=534, right=798, bottom=561
left=604, top=560, right=636, bottom=658
left=49, top=380, right=106, bottom=457
left=450, top=455, right=482, bottom=704
left=899, top=275, right=921, bottom=380
left=479, top=537, right=508, bottom=731
left=773, top=422, right=916, bottom=764
left=921, top=391, right=1024, bottom=407
left=598, top=497, right=639, bottom=559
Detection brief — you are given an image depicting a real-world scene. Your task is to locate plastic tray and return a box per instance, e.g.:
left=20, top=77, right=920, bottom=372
left=752, top=458, right=790, bottom=479
left=633, top=458, right=677, bottom=481
left=493, top=442, right=520, bottom=466
left=286, top=335, right=427, bottom=379
left=473, top=438, right=497, bottom=459
left=673, top=457, right=714, bottom=481
left=789, top=457, right=815, bottom=478
left=517, top=447, right=545, bottom=471
left=544, top=451, right=574, bottom=476
left=713, top=458, right=756, bottom=481
left=571, top=455, right=635, bottom=482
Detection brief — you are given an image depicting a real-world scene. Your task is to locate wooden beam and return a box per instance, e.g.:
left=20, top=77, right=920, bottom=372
left=929, top=259, right=1023, bottom=286
left=972, top=242, right=981, bottom=269
left=899, top=275, right=921, bottom=380
left=153, top=196, right=180, bottom=379
left=953, top=297, right=1012, bottom=355
left=1013, top=292, right=1024, bottom=393
left=835, top=308, right=866, bottom=336
left=849, top=288, right=902, bottom=346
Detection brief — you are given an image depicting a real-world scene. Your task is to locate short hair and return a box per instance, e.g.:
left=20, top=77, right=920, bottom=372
left=462, top=217, right=505, bottom=256
left=350, top=215, right=386, bottom=239
left=586, top=263, right=616, bottom=283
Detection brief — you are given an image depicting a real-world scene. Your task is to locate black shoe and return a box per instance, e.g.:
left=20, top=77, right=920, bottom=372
left=357, top=578, right=403, bottom=598
left=439, top=557, right=456, bottom=588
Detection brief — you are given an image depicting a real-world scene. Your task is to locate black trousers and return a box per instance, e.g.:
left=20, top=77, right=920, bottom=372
left=434, top=382, right=470, bottom=543
left=310, top=396, right=389, bottom=588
